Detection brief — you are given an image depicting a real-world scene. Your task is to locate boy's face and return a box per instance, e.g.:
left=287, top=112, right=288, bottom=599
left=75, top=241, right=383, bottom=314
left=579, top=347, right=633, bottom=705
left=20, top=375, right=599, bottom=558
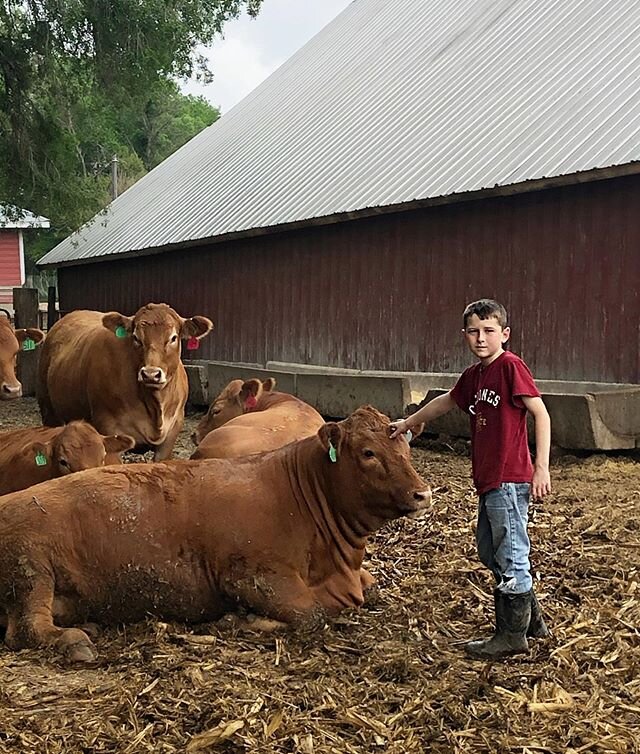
left=462, top=314, right=510, bottom=365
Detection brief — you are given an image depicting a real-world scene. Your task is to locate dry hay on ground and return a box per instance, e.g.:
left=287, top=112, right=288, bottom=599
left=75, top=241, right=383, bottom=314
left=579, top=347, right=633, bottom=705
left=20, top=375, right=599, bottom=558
left=0, top=399, right=638, bottom=754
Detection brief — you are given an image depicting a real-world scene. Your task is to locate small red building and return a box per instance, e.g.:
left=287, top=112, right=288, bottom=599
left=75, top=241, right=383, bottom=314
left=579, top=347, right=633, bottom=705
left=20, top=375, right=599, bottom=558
left=0, top=206, right=50, bottom=309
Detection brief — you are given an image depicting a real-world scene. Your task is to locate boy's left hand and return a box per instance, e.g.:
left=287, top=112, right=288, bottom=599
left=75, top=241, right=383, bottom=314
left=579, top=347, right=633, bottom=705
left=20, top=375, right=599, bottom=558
left=531, top=467, right=551, bottom=499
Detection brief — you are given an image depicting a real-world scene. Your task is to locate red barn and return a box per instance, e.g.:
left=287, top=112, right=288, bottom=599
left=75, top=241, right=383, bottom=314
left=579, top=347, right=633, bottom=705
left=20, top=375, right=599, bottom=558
left=0, top=206, right=50, bottom=310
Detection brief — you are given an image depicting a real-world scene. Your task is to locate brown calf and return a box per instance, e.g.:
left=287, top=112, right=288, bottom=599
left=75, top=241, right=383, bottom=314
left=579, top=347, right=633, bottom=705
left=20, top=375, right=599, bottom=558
left=191, top=378, right=324, bottom=459
left=0, top=315, right=45, bottom=400
left=37, top=304, right=213, bottom=460
left=0, top=406, right=430, bottom=662
left=0, top=421, right=134, bottom=495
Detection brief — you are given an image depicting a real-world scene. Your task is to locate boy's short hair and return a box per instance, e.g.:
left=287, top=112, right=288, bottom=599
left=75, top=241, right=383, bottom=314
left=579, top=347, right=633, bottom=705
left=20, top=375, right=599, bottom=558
left=463, top=299, right=508, bottom=329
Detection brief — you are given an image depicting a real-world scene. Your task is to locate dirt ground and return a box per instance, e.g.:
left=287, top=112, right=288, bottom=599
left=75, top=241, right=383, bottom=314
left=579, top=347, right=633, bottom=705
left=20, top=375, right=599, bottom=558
left=0, top=399, right=638, bottom=754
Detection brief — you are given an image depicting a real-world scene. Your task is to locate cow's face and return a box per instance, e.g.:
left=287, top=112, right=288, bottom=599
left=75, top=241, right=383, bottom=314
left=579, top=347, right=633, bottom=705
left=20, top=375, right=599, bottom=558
left=0, top=318, right=45, bottom=400
left=102, top=304, right=213, bottom=390
left=318, top=405, right=431, bottom=530
left=33, top=421, right=135, bottom=477
left=193, top=377, right=276, bottom=444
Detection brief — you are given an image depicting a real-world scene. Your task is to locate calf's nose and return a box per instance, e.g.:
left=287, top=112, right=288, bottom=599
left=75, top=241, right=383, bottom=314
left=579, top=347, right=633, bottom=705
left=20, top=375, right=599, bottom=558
left=413, top=488, right=432, bottom=504
left=138, top=366, right=165, bottom=383
left=1, top=383, right=22, bottom=398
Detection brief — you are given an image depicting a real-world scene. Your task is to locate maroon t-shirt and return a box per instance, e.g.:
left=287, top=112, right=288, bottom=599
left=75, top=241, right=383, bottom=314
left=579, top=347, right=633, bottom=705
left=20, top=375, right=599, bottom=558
left=450, top=351, right=541, bottom=494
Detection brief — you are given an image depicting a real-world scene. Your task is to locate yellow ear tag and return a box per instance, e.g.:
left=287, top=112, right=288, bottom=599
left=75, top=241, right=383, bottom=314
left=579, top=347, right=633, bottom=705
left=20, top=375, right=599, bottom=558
left=328, top=442, right=337, bottom=463
left=115, top=325, right=127, bottom=338
left=22, top=338, right=36, bottom=351
left=35, top=452, right=48, bottom=466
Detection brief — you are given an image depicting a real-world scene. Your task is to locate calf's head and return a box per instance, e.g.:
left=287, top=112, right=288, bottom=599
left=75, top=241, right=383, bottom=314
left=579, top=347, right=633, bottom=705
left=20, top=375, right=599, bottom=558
left=31, top=421, right=135, bottom=476
left=318, top=405, right=431, bottom=531
left=193, top=377, right=276, bottom=444
left=102, top=303, right=213, bottom=390
left=0, top=316, right=45, bottom=400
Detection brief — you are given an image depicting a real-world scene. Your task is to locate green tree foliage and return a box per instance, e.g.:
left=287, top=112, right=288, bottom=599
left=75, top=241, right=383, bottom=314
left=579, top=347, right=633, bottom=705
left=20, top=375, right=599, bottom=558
left=0, top=0, right=261, bottom=259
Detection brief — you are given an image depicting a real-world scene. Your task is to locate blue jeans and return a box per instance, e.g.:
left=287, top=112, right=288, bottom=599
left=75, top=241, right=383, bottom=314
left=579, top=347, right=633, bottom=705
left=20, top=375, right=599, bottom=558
left=477, top=483, right=532, bottom=595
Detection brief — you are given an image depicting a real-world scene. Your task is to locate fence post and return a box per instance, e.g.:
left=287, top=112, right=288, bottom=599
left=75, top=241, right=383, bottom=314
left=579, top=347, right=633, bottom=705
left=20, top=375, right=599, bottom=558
left=13, top=287, right=40, bottom=397
left=47, top=285, right=58, bottom=331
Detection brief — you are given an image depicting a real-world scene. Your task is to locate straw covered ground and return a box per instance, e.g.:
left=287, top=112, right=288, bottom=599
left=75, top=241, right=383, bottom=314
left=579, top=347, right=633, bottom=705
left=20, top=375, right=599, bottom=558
left=0, top=399, right=638, bottom=754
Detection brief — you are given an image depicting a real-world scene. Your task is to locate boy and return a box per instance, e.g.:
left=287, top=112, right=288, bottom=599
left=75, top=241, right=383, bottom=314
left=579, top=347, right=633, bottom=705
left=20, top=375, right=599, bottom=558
left=390, top=299, right=551, bottom=659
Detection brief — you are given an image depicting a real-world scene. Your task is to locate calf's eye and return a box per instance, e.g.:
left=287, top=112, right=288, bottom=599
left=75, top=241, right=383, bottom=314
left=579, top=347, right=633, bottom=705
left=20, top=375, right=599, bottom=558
left=170, top=334, right=178, bottom=344
left=59, top=459, right=70, bottom=468
left=364, top=450, right=375, bottom=458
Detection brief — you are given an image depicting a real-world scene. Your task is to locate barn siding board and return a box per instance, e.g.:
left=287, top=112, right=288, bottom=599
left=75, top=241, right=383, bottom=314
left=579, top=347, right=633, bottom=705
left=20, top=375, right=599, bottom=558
left=0, top=231, right=21, bottom=285
left=58, top=175, right=640, bottom=384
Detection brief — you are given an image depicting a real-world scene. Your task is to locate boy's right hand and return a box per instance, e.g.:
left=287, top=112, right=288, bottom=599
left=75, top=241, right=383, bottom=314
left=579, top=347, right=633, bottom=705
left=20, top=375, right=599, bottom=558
left=389, top=418, right=410, bottom=439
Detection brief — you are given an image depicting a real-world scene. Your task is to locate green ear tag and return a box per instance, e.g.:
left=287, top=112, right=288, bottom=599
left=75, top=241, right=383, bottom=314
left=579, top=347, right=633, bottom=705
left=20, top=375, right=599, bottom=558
left=35, top=452, right=48, bottom=467
left=115, top=325, right=127, bottom=338
left=328, top=442, right=337, bottom=463
left=22, top=338, right=36, bottom=351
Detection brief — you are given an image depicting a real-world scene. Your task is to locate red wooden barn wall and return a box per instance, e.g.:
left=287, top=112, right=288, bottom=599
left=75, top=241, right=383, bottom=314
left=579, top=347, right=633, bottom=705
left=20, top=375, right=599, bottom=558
left=57, top=174, right=640, bottom=384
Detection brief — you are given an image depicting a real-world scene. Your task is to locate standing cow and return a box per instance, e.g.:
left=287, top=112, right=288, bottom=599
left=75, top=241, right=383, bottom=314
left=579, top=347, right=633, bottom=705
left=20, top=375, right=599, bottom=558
left=191, top=377, right=325, bottom=459
left=0, top=421, right=134, bottom=495
left=0, top=315, right=45, bottom=400
left=0, top=406, right=431, bottom=662
left=37, top=303, right=213, bottom=460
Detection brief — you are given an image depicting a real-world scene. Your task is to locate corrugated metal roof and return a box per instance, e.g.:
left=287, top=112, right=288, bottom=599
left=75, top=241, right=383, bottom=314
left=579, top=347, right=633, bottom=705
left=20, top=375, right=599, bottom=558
left=1, top=206, right=50, bottom=229
left=39, top=0, right=640, bottom=266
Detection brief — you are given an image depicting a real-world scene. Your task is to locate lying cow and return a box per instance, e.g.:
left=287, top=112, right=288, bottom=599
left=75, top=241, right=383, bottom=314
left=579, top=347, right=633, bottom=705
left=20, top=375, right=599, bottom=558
left=0, top=421, right=134, bottom=495
left=191, top=377, right=325, bottom=459
left=0, top=315, right=45, bottom=400
left=37, top=303, right=213, bottom=460
left=0, top=405, right=430, bottom=662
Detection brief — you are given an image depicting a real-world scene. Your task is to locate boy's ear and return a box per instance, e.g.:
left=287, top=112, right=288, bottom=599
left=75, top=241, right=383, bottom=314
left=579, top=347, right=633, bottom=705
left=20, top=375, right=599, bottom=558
left=239, top=379, right=262, bottom=409
left=318, top=422, right=344, bottom=460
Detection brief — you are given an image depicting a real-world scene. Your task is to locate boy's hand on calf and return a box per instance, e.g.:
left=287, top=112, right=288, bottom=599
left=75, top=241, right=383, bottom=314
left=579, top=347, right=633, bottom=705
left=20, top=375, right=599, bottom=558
left=389, top=418, right=409, bottom=439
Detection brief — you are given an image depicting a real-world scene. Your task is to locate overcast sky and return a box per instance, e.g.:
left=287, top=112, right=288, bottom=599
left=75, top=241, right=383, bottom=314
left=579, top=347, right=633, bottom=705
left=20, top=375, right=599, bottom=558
left=181, top=0, right=353, bottom=114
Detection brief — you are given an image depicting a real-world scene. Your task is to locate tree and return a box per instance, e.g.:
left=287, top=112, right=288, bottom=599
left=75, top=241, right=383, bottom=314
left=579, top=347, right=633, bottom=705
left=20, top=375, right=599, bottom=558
left=0, top=0, right=260, bottom=258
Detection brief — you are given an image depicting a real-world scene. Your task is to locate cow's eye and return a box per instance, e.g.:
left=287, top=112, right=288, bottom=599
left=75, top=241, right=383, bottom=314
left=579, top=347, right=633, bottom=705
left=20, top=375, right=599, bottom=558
left=364, top=449, right=375, bottom=458
left=59, top=458, right=70, bottom=468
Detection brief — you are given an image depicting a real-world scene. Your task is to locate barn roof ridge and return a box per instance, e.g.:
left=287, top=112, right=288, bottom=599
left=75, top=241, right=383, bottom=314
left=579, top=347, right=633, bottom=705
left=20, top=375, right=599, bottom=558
left=39, top=0, right=640, bottom=268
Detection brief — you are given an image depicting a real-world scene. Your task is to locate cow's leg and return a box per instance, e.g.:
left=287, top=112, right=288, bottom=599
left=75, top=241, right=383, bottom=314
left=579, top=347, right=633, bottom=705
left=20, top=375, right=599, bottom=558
left=360, top=567, right=375, bottom=590
left=4, top=578, right=97, bottom=663
left=153, top=419, right=183, bottom=461
left=229, top=570, right=327, bottom=634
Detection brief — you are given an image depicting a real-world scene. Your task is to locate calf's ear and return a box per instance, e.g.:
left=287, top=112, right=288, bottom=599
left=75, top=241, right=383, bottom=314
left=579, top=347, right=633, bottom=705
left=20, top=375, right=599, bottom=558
left=181, top=316, right=213, bottom=340
left=102, top=312, right=133, bottom=335
left=30, top=441, right=51, bottom=467
left=102, top=434, right=136, bottom=453
left=239, top=378, right=262, bottom=409
left=15, top=328, right=45, bottom=345
left=263, top=377, right=276, bottom=392
left=318, top=422, right=344, bottom=460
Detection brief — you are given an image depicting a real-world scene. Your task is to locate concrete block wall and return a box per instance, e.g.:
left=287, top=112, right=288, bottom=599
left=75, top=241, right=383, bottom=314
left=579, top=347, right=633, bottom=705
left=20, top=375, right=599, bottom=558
left=185, top=361, right=640, bottom=451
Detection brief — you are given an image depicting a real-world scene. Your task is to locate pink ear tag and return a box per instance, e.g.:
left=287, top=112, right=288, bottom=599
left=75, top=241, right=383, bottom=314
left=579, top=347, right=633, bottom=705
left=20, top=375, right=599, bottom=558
left=186, top=337, right=199, bottom=350
left=245, top=395, right=258, bottom=409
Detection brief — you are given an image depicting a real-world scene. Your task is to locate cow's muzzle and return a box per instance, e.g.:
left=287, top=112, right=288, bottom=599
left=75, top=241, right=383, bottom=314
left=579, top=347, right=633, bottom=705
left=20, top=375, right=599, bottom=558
left=138, top=366, right=167, bottom=388
left=0, top=382, right=22, bottom=399
left=405, top=488, right=432, bottom=519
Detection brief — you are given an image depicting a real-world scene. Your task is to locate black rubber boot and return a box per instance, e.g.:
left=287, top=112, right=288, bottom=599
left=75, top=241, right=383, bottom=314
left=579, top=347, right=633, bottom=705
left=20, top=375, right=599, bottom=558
left=465, top=591, right=531, bottom=660
left=527, top=588, right=549, bottom=638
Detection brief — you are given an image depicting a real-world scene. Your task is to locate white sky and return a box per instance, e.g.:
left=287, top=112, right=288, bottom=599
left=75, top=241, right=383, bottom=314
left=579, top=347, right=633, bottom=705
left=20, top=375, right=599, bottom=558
left=181, top=0, right=353, bottom=114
